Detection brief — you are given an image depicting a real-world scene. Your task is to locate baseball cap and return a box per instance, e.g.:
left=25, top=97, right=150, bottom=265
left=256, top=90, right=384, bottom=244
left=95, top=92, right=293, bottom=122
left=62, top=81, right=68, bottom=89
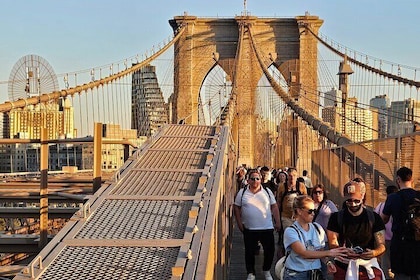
left=343, top=179, right=366, bottom=196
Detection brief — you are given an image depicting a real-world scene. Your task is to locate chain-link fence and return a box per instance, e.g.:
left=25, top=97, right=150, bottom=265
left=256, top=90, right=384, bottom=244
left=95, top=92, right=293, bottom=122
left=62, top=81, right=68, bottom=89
left=312, top=131, right=420, bottom=208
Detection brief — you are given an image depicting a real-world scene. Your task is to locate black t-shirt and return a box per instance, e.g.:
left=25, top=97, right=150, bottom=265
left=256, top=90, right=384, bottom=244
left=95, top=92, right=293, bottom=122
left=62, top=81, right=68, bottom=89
left=382, top=188, right=420, bottom=274
left=262, top=180, right=277, bottom=195
left=383, top=188, right=418, bottom=237
left=327, top=208, right=385, bottom=250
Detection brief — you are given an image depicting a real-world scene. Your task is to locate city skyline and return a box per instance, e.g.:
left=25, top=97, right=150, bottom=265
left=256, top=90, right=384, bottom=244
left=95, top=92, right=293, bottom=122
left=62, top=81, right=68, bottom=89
left=1, top=0, right=419, bottom=104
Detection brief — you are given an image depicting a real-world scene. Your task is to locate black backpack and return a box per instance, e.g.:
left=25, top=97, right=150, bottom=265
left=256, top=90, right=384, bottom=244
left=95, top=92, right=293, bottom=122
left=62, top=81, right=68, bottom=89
left=398, top=190, right=420, bottom=241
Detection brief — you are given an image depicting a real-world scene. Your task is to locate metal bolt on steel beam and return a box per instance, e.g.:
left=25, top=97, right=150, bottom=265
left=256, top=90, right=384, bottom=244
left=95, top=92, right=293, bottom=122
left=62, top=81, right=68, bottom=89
left=186, top=249, right=193, bottom=260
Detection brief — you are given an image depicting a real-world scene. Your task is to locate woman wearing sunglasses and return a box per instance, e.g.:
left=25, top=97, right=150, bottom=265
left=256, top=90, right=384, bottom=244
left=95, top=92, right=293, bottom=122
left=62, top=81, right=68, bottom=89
left=282, top=195, right=347, bottom=280
left=311, top=185, right=338, bottom=231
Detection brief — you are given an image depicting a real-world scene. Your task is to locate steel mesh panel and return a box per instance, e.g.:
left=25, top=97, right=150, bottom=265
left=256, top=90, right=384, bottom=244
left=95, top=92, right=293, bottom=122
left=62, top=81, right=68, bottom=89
left=75, top=200, right=192, bottom=239
left=165, top=125, right=215, bottom=137
left=111, top=171, right=199, bottom=196
left=134, top=151, right=207, bottom=169
left=152, top=136, right=211, bottom=150
left=39, top=246, right=179, bottom=280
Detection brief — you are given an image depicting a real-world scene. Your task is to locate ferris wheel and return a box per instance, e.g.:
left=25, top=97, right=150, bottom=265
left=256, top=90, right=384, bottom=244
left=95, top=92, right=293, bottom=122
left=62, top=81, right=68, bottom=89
left=8, top=54, right=59, bottom=101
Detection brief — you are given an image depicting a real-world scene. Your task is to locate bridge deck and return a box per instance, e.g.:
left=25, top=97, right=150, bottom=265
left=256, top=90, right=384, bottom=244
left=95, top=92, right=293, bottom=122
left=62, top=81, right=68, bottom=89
left=14, top=124, right=226, bottom=280
left=228, top=223, right=278, bottom=279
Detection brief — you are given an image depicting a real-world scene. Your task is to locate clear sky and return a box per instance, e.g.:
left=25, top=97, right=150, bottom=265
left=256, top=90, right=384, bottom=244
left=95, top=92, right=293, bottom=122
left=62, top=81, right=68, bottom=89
left=1, top=0, right=419, bottom=103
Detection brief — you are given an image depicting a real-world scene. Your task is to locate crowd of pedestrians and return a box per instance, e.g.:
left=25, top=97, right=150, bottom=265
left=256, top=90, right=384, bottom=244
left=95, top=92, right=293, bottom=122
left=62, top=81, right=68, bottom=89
left=233, top=165, right=419, bottom=280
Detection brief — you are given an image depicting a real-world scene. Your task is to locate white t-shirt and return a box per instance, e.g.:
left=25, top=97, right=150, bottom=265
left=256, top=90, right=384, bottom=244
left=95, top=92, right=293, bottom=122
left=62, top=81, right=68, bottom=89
left=234, top=187, right=276, bottom=230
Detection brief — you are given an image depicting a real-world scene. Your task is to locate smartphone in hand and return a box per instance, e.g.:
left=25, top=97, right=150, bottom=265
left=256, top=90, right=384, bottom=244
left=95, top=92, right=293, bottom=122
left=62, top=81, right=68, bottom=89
left=352, top=246, right=364, bottom=254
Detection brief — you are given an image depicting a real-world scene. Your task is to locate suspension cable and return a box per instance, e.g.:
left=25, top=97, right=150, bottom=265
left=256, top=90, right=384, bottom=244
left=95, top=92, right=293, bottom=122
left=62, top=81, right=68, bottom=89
left=306, top=27, right=419, bottom=89
left=247, top=25, right=352, bottom=146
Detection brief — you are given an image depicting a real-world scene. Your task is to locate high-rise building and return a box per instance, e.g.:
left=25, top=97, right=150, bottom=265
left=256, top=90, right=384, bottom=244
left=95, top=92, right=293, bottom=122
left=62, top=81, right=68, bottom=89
left=388, top=98, right=420, bottom=136
left=131, top=64, right=168, bottom=137
left=100, top=123, right=147, bottom=170
left=7, top=98, right=75, bottom=140
left=370, top=95, right=390, bottom=138
left=324, top=87, right=342, bottom=108
left=0, top=113, right=4, bottom=139
left=322, top=97, right=378, bottom=143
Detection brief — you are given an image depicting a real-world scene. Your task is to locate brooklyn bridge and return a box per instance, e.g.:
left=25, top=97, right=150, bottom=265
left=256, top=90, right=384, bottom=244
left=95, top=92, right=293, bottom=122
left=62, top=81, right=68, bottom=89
left=0, top=13, right=419, bottom=279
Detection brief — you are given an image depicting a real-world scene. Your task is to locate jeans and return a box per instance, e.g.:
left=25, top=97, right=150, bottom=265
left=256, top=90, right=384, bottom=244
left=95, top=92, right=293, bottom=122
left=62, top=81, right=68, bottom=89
left=243, top=228, right=275, bottom=274
left=284, top=268, right=323, bottom=280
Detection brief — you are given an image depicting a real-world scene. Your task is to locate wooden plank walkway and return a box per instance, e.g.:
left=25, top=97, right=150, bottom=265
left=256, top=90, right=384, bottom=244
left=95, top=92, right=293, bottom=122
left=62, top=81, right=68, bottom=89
left=228, top=222, right=279, bottom=280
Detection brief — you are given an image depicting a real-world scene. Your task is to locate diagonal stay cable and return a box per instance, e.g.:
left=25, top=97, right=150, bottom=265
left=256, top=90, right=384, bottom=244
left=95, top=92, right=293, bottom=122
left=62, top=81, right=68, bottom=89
left=247, top=24, right=353, bottom=146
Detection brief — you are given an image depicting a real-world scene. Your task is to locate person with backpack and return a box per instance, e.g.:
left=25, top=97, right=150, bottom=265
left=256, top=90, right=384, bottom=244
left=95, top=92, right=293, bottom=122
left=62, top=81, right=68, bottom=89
left=277, top=167, right=308, bottom=229
left=327, top=179, right=386, bottom=280
left=236, top=165, right=248, bottom=192
left=381, top=167, right=420, bottom=280
left=276, top=168, right=308, bottom=258
left=281, top=195, right=348, bottom=280
left=261, top=166, right=278, bottom=197
left=374, top=185, right=398, bottom=280
left=233, top=169, right=281, bottom=280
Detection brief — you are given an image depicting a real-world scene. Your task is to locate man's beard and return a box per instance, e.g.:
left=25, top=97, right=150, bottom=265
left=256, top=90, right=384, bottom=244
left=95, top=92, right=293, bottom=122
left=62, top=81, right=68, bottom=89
left=348, top=204, right=363, bottom=213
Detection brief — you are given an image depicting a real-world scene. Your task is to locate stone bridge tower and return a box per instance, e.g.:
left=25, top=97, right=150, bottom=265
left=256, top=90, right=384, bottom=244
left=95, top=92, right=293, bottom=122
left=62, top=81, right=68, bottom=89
left=169, top=14, right=323, bottom=169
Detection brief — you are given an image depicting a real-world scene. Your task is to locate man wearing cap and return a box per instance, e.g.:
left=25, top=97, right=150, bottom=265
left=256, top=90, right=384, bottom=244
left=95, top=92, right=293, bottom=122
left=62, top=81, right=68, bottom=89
left=327, top=179, right=386, bottom=279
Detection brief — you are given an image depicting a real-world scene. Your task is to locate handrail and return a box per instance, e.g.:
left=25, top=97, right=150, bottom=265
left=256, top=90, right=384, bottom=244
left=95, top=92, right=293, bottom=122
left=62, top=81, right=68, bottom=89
left=30, top=255, right=43, bottom=278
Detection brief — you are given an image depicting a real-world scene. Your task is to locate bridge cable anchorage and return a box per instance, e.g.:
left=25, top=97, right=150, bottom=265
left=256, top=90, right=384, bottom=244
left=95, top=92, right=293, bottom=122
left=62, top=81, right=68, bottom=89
left=247, top=25, right=352, bottom=146
left=306, top=26, right=419, bottom=89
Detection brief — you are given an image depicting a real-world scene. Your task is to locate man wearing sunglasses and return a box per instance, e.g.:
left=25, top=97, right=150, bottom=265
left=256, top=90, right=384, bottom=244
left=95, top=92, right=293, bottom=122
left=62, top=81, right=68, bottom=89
left=234, top=169, right=281, bottom=280
left=327, top=179, right=386, bottom=279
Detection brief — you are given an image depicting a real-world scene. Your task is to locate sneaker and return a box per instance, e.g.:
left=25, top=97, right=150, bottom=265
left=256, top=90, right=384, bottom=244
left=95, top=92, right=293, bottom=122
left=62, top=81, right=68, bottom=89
left=263, top=270, right=273, bottom=280
left=246, top=273, right=256, bottom=280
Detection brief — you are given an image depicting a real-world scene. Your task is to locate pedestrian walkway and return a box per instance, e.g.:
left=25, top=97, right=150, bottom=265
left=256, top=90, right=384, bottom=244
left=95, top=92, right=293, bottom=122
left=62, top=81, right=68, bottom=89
left=228, top=222, right=278, bottom=279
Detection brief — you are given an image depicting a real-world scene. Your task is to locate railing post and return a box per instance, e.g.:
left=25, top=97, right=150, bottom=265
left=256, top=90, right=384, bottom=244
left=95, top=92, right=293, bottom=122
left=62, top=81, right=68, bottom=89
left=93, top=123, right=103, bottom=193
left=39, top=127, right=48, bottom=248
left=123, top=144, right=130, bottom=162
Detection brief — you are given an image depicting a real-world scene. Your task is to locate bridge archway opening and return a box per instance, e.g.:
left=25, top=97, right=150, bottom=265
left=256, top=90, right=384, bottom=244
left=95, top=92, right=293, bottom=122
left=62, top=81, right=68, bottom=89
left=254, top=64, right=290, bottom=167
left=199, top=64, right=232, bottom=125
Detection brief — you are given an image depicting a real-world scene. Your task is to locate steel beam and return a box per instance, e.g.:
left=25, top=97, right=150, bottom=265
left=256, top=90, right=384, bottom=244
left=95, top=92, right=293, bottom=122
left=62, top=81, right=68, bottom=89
left=0, top=207, right=78, bottom=219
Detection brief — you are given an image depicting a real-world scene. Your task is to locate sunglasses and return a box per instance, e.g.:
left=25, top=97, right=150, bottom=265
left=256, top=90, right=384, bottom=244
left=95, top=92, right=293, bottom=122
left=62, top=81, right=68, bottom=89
left=314, top=191, right=323, bottom=195
left=301, top=208, right=316, bottom=214
left=249, top=177, right=260, bottom=181
left=345, top=198, right=362, bottom=205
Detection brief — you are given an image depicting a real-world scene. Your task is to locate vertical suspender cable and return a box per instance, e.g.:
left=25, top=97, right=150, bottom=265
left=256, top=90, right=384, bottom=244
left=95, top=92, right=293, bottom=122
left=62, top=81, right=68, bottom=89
left=110, top=66, right=116, bottom=125
left=100, top=69, right=106, bottom=124
left=85, top=89, right=90, bottom=134
left=91, top=87, right=96, bottom=125
left=117, top=71, right=122, bottom=129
